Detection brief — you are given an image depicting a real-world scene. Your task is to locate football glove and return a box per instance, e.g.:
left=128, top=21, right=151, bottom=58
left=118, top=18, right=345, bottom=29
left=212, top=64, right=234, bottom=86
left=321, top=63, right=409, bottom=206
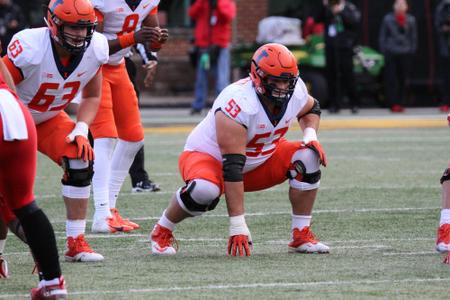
left=302, top=127, right=327, bottom=167
left=228, top=215, right=252, bottom=257
left=65, top=122, right=94, bottom=161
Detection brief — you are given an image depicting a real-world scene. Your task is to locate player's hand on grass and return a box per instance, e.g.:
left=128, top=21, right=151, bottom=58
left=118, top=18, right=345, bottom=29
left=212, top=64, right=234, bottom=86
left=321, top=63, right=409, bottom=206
left=66, top=122, right=94, bottom=161
left=228, top=215, right=252, bottom=257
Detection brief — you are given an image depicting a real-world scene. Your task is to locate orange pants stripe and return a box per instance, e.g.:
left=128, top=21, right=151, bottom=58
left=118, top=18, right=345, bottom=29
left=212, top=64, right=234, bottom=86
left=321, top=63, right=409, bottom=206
left=89, top=63, right=144, bottom=141
left=179, top=139, right=301, bottom=194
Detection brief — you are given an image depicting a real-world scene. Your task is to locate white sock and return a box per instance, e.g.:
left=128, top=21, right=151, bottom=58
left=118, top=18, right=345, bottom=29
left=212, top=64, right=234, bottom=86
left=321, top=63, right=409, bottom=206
left=66, top=220, right=86, bottom=238
left=109, top=139, right=143, bottom=208
left=0, top=239, right=5, bottom=254
left=92, top=138, right=115, bottom=220
left=440, top=209, right=450, bottom=226
left=291, top=214, right=312, bottom=231
left=158, top=210, right=176, bottom=231
left=43, top=277, right=60, bottom=286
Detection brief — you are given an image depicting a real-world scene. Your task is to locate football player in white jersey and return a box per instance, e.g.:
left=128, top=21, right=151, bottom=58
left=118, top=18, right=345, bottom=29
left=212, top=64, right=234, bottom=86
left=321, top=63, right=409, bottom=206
left=150, top=43, right=330, bottom=256
left=437, top=114, right=450, bottom=259
left=2, top=0, right=109, bottom=263
left=89, top=0, right=168, bottom=233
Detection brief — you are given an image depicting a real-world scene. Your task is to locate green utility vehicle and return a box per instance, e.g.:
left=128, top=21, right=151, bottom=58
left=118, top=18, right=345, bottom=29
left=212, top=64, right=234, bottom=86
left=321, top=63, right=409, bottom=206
left=232, top=35, right=385, bottom=107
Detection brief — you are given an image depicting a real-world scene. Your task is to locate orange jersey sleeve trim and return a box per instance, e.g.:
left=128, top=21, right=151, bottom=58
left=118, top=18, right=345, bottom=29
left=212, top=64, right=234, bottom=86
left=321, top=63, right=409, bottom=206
left=2, top=55, right=24, bottom=84
left=95, top=9, right=104, bottom=22
left=149, top=6, right=158, bottom=15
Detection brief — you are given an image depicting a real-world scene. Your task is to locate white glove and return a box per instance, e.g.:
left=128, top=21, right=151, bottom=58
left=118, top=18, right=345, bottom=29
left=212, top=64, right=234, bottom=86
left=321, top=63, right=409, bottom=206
left=66, top=121, right=88, bottom=143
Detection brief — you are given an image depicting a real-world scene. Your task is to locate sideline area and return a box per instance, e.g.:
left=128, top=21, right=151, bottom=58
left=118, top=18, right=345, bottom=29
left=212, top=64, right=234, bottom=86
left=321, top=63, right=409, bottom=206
left=140, top=107, right=447, bottom=133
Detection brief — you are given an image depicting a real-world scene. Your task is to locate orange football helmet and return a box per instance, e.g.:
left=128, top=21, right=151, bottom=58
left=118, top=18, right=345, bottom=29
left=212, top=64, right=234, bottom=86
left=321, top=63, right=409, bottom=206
left=250, top=43, right=299, bottom=106
left=45, top=0, right=97, bottom=54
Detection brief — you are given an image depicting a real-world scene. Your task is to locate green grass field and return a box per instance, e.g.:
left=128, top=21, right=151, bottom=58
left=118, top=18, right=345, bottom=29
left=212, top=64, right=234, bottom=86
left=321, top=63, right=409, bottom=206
left=2, top=126, right=450, bottom=299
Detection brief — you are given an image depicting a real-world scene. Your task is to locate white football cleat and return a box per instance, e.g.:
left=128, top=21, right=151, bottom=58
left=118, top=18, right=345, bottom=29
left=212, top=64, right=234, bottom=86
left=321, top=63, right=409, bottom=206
left=436, top=224, right=450, bottom=253
left=64, top=234, right=104, bottom=262
left=288, top=227, right=330, bottom=254
left=150, top=224, right=177, bottom=256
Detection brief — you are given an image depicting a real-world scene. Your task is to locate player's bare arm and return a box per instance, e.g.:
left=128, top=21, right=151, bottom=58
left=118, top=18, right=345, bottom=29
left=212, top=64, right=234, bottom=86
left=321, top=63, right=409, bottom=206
left=216, top=111, right=247, bottom=216
left=78, top=70, right=102, bottom=126
left=65, top=70, right=102, bottom=161
left=297, top=95, right=327, bottom=166
left=216, top=111, right=252, bottom=256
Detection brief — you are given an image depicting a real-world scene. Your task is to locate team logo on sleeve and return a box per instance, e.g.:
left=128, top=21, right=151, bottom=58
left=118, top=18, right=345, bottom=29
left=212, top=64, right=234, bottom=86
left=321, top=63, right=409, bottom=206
left=224, top=99, right=241, bottom=118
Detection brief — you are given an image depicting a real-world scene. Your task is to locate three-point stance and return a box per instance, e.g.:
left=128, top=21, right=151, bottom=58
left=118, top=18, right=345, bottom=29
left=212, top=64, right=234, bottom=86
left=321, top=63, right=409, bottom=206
left=150, top=43, right=329, bottom=256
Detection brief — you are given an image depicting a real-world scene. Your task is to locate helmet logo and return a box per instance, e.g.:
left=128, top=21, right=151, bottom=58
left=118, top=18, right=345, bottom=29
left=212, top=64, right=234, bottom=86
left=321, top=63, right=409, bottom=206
left=51, top=0, right=64, bottom=11
left=254, top=49, right=269, bottom=64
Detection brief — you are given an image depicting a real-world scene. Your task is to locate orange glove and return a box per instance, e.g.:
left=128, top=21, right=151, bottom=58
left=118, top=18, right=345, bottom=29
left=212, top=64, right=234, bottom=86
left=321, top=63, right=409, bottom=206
left=72, top=136, right=94, bottom=161
left=228, top=215, right=252, bottom=257
left=65, top=122, right=94, bottom=161
left=305, top=140, right=327, bottom=167
left=302, top=127, right=327, bottom=167
left=228, top=235, right=251, bottom=257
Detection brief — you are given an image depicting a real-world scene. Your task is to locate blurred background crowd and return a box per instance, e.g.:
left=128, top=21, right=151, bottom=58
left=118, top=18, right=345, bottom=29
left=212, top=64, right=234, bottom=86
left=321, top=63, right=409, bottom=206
left=1, top=0, right=449, bottom=113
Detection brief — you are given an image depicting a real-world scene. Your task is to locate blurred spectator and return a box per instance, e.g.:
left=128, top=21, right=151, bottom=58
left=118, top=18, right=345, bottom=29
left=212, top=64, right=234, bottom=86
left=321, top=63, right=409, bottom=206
left=317, top=0, right=361, bottom=114
left=435, top=0, right=450, bottom=112
left=189, top=0, right=236, bottom=115
left=379, top=0, right=417, bottom=113
left=0, top=0, right=27, bottom=56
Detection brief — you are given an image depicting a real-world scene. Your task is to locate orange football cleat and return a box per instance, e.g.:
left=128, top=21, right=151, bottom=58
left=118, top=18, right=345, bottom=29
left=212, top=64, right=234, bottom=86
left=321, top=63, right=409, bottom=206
left=288, top=226, right=330, bottom=254
left=436, top=223, right=450, bottom=253
left=110, top=208, right=140, bottom=230
left=64, top=234, right=104, bottom=262
left=150, top=224, right=177, bottom=256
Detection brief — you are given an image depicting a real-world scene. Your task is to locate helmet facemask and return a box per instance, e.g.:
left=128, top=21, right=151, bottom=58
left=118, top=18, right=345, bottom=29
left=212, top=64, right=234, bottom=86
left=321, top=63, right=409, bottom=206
left=253, top=61, right=298, bottom=107
left=47, top=9, right=96, bottom=55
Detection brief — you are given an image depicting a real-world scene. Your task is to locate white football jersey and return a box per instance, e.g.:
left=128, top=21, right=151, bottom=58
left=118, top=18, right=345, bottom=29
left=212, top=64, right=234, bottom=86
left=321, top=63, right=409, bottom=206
left=185, top=77, right=310, bottom=172
left=92, top=0, right=160, bottom=65
left=0, top=88, right=28, bottom=141
left=7, top=28, right=109, bottom=124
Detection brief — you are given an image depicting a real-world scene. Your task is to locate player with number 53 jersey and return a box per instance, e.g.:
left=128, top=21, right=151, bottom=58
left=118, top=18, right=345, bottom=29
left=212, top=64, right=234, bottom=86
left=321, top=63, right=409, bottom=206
left=2, top=0, right=108, bottom=264
left=150, top=43, right=330, bottom=257
left=88, top=0, right=168, bottom=234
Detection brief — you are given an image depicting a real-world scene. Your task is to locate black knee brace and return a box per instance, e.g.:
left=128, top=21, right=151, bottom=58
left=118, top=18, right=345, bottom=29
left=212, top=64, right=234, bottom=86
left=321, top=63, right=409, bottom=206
left=179, top=181, right=220, bottom=212
left=61, top=157, right=94, bottom=187
left=287, top=160, right=321, bottom=184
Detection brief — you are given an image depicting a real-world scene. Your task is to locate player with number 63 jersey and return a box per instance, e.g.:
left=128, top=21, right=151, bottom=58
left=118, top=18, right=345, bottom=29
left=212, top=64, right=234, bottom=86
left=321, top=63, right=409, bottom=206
left=2, top=0, right=108, bottom=264
left=150, top=43, right=330, bottom=257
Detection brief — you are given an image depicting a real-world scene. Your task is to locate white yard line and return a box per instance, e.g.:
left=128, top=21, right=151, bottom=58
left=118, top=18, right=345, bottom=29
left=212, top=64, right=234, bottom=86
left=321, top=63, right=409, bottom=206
left=383, top=251, right=438, bottom=256
left=43, top=206, right=438, bottom=224
left=2, top=277, right=450, bottom=298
